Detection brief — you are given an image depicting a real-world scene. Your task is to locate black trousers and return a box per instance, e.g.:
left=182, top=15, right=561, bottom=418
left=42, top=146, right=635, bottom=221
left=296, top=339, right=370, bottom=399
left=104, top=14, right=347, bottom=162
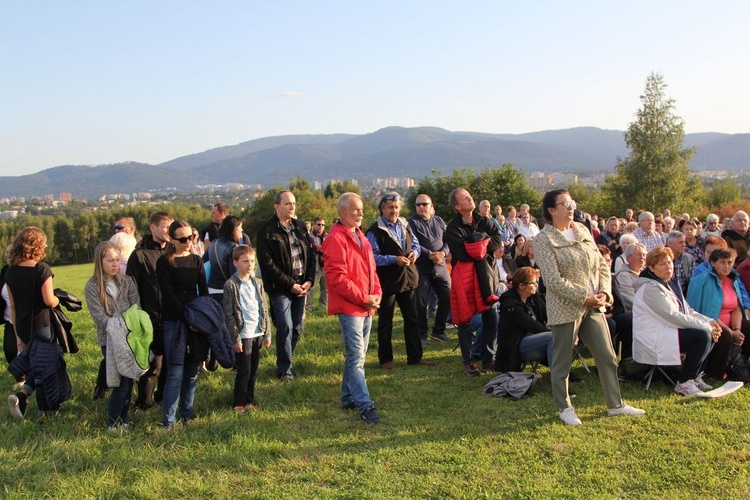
left=377, top=289, right=423, bottom=365
left=415, top=265, right=451, bottom=339
left=233, top=336, right=263, bottom=407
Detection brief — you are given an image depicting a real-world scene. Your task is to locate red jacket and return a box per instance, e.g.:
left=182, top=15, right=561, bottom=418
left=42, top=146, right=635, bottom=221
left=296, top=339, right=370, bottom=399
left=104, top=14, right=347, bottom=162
left=322, top=222, right=382, bottom=317
left=450, top=238, right=499, bottom=325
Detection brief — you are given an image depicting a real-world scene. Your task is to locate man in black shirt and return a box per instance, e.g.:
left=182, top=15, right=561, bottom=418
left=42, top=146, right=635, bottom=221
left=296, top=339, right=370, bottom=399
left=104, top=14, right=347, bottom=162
left=127, top=211, right=173, bottom=408
left=408, top=194, right=452, bottom=344
left=256, top=190, right=315, bottom=381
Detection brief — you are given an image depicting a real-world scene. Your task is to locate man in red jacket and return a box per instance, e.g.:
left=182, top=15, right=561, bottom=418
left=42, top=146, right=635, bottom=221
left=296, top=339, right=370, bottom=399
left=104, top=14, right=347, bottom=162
left=445, top=188, right=503, bottom=376
left=322, top=193, right=383, bottom=424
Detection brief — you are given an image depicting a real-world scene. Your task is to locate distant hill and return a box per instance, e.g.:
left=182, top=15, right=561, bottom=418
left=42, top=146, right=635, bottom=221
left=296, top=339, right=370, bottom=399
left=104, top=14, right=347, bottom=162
left=1, top=126, right=748, bottom=198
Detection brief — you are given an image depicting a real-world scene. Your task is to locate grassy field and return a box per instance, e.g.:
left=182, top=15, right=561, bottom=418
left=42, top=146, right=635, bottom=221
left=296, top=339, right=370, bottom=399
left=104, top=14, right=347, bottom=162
left=1, top=263, right=749, bottom=498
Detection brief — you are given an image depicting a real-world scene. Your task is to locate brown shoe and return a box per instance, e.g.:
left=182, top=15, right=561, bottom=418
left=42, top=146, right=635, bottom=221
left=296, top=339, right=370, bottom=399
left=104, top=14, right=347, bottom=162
left=381, top=361, right=395, bottom=370
left=411, top=359, right=437, bottom=366
left=465, top=363, right=480, bottom=377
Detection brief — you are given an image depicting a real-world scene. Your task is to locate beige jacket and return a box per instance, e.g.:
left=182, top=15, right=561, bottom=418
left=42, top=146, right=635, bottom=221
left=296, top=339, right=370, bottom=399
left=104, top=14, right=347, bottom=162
left=534, top=222, right=613, bottom=326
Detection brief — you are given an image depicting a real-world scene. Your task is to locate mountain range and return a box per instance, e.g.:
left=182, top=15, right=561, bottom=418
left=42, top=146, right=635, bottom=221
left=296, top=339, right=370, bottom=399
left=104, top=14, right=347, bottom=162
left=2, top=126, right=748, bottom=199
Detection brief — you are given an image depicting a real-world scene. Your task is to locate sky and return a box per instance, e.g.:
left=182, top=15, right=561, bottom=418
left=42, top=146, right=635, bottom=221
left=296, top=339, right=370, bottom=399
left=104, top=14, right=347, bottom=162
left=2, top=1, right=748, bottom=176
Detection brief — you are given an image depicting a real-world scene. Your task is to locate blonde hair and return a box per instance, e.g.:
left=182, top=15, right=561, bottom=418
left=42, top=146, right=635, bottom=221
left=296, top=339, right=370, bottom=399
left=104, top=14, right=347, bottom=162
left=109, top=232, right=137, bottom=262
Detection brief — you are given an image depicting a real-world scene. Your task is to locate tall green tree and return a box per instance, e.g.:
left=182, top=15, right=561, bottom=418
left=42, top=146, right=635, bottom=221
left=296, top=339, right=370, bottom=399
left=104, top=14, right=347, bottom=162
left=603, top=73, right=703, bottom=214
left=707, top=177, right=741, bottom=209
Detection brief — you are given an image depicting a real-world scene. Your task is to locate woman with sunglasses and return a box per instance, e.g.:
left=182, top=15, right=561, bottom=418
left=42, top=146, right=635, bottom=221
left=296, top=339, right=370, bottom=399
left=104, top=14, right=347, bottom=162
left=496, top=266, right=552, bottom=372
left=534, top=189, right=644, bottom=426
left=156, top=220, right=208, bottom=428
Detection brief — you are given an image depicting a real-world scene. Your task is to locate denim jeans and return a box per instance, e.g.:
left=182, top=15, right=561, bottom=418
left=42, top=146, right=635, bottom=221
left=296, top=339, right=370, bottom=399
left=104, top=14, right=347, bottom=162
left=162, top=320, right=200, bottom=427
left=101, top=346, right=134, bottom=427
left=306, top=267, right=327, bottom=312
left=462, top=306, right=498, bottom=365
left=269, top=292, right=306, bottom=378
left=518, top=331, right=554, bottom=366
left=339, top=314, right=374, bottom=412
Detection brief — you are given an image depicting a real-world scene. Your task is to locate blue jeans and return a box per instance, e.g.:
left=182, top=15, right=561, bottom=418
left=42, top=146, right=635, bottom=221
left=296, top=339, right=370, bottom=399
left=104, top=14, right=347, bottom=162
left=269, top=292, right=306, bottom=378
left=518, top=332, right=554, bottom=366
left=102, top=346, right=133, bottom=427
left=339, top=314, right=374, bottom=412
left=161, top=320, right=200, bottom=427
left=470, top=306, right=500, bottom=364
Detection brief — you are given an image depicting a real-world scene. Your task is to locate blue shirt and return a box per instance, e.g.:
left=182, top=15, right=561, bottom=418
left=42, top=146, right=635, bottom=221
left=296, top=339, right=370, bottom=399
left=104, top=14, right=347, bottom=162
left=239, top=277, right=263, bottom=339
left=367, top=216, right=421, bottom=267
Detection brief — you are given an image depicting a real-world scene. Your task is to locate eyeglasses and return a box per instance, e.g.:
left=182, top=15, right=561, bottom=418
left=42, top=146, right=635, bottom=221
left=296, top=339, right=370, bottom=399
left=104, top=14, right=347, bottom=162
left=522, top=282, right=538, bottom=287
left=114, top=225, right=125, bottom=231
left=174, top=236, right=191, bottom=244
left=555, top=200, right=577, bottom=210
left=415, top=202, right=431, bottom=207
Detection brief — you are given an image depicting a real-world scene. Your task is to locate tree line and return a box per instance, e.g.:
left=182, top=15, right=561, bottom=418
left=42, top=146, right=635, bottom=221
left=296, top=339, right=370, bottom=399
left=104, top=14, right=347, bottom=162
left=2, top=73, right=746, bottom=266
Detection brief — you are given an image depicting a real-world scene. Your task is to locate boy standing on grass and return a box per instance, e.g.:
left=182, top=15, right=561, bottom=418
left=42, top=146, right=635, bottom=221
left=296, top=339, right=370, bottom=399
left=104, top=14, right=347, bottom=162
left=222, top=245, right=271, bottom=414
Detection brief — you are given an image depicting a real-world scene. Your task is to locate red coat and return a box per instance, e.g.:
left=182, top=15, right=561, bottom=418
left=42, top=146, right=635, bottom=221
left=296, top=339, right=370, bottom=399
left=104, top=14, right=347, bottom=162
left=322, top=222, right=382, bottom=317
left=450, top=239, right=499, bottom=325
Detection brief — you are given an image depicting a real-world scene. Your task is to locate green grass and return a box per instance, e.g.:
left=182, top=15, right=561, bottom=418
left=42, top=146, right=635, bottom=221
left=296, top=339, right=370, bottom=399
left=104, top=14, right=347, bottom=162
left=2, top=263, right=750, bottom=498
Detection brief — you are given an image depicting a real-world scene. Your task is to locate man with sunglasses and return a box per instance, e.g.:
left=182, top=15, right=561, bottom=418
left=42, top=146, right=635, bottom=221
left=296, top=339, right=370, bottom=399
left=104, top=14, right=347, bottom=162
left=367, top=193, right=435, bottom=369
left=306, top=217, right=328, bottom=313
left=408, top=194, right=452, bottom=344
left=113, top=217, right=136, bottom=237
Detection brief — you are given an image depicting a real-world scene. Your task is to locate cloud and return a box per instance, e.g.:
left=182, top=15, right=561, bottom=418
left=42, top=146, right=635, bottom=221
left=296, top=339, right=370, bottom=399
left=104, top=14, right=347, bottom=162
left=274, top=91, right=303, bottom=98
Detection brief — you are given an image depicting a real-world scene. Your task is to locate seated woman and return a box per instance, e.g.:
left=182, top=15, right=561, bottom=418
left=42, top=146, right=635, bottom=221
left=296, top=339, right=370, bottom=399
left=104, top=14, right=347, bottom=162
left=514, top=240, right=545, bottom=295
left=687, top=247, right=750, bottom=380
left=612, top=242, right=647, bottom=358
left=510, top=234, right=526, bottom=260
left=633, top=247, right=721, bottom=395
left=613, top=233, right=638, bottom=273
left=495, top=267, right=553, bottom=372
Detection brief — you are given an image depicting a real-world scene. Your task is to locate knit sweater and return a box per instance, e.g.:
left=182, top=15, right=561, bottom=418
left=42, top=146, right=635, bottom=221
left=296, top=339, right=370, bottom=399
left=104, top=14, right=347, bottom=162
left=534, top=222, right=613, bottom=326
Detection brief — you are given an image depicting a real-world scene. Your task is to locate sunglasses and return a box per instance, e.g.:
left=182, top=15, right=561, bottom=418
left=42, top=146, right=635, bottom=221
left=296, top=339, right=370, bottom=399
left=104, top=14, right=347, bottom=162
left=174, top=236, right=191, bottom=244
left=315, top=223, right=325, bottom=226
left=415, top=202, right=431, bottom=207
left=114, top=225, right=125, bottom=231
left=555, top=200, right=577, bottom=210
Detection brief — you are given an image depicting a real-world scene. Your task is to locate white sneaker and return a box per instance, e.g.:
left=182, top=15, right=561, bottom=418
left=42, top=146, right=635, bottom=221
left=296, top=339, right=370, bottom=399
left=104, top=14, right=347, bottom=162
left=694, top=373, right=713, bottom=391
left=559, top=407, right=582, bottom=426
left=674, top=379, right=703, bottom=396
left=607, top=402, right=646, bottom=416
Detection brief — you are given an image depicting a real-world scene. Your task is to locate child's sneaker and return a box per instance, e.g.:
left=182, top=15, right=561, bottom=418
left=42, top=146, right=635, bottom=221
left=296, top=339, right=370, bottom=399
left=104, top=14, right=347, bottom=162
left=694, top=373, right=713, bottom=391
left=8, top=393, right=26, bottom=421
left=674, top=379, right=703, bottom=396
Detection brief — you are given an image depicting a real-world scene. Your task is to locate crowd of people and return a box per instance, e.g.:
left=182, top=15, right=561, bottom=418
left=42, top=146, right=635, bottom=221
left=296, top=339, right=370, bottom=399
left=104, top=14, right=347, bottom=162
left=2, top=191, right=749, bottom=429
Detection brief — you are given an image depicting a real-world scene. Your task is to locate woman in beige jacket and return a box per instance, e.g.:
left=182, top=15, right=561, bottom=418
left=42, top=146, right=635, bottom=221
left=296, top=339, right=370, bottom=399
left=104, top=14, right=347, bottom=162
left=534, top=189, right=645, bottom=426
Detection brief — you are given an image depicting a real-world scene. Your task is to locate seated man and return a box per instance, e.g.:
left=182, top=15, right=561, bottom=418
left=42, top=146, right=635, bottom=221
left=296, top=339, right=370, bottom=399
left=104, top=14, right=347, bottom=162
left=613, top=243, right=647, bottom=358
